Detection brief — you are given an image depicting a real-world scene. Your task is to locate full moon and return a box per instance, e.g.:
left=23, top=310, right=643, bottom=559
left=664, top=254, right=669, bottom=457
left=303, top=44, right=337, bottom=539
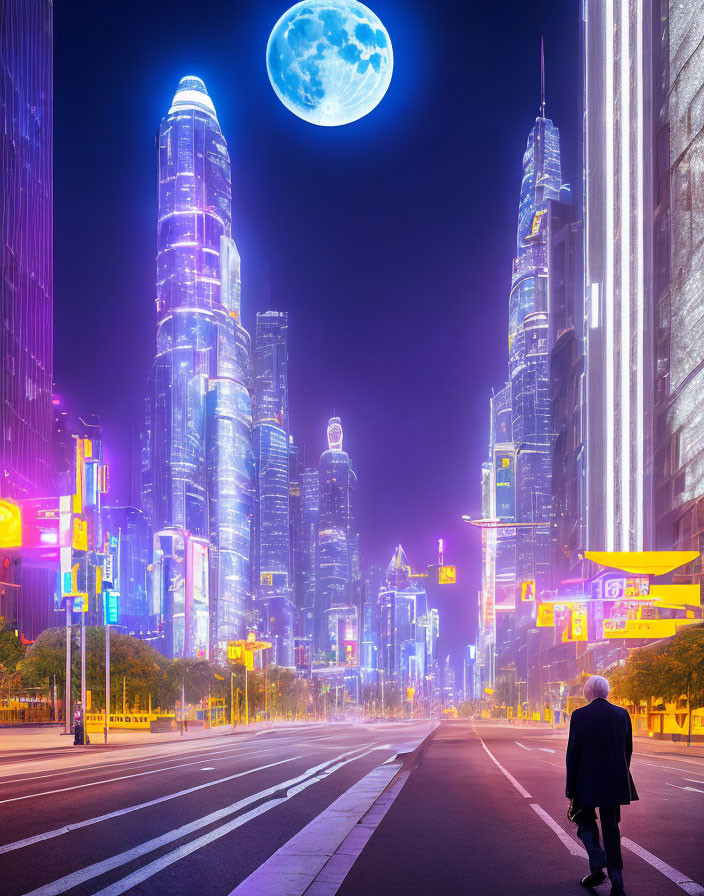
left=266, top=0, right=393, bottom=127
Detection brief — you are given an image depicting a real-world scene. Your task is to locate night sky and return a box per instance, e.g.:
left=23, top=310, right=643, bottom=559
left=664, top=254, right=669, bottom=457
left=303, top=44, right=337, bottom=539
left=54, top=0, right=579, bottom=665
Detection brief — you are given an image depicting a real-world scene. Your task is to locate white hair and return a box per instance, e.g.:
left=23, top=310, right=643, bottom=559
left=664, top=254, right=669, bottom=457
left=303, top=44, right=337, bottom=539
left=584, top=675, right=610, bottom=701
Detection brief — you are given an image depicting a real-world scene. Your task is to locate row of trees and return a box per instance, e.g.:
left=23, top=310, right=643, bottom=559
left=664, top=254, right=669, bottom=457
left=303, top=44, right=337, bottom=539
left=0, top=625, right=321, bottom=719
left=609, top=624, right=704, bottom=709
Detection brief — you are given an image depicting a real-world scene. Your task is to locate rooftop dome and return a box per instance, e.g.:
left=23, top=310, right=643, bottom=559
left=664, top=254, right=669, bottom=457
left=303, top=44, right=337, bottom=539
left=169, top=75, right=216, bottom=117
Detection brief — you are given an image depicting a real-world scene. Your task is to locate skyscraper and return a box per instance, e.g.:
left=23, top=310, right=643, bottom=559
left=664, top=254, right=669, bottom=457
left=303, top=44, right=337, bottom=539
left=299, top=466, right=319, bottom=641
left=652, top=4, right=704, bottom=592
left=142, top=77, right=254, bottom=657
left=1, top=0, right=53, bottom=499
left=316, top=417, right=357, bottom=660
left=509, top=68, right=563, bottom=620
left=582, top=2, right=654, bottom=553
left=253, top=311, right=293, bottom=666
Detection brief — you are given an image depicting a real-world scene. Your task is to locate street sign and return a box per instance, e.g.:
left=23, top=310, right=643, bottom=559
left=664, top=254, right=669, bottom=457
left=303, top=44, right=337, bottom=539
left=104, top=589, right=119, bottom=625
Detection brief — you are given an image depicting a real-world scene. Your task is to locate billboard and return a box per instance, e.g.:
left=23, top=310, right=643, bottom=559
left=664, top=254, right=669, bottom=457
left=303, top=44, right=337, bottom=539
left=438, top=565, right=456, bottom=585
left=521, top=580, right=536, bottom=602
left=494, top=450, right=515, bottom=519
left=536, top=603, right=554, bottom=627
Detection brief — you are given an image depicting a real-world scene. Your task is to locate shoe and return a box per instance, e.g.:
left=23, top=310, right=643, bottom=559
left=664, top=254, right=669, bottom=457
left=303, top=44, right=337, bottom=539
left=581, top=869, right=607, bottom=887
left=609, top=889, right=625, bottom=896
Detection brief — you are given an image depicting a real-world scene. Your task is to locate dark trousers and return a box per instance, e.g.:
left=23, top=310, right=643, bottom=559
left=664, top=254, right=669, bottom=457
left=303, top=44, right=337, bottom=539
left=577, top=806, right=622, bottom=874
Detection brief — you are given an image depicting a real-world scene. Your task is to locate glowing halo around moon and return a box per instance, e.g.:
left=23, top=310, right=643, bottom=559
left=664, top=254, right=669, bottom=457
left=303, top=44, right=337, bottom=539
left=266, top=0, right=393, bottom=127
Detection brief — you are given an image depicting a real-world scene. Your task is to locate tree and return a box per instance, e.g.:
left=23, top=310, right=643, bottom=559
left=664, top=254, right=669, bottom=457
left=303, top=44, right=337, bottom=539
left=610, top=624, right=704, bottom=709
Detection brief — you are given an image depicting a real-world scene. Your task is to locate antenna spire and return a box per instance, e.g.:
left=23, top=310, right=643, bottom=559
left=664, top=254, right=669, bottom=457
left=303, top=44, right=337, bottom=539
left=540, top=36, right=546, bottom=118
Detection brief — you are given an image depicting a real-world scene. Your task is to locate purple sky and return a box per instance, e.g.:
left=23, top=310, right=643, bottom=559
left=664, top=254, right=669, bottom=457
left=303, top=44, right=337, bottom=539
left=53, top=0, right=579, bottom=663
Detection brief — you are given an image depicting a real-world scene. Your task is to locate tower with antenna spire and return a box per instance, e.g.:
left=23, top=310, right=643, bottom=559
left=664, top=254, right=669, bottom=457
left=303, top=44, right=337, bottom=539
left=477, top=42, right=565, bottom=691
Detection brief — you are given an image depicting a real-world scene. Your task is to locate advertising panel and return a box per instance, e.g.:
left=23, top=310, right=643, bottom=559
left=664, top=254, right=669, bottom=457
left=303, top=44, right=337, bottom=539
left=521, top=580, right=536, bottom=602
left=536, top=603, right=554, bottom=627
left=438, top=565, right=456, bottom=585
left=570, top=603, right=588, bottom=641
left=104, top=589, right=119, bottom=625
left=494, top=450, right=515, bottom=519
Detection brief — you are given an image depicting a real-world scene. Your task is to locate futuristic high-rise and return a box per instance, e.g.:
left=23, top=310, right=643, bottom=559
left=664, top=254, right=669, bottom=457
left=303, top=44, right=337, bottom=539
left=0, top=0, right=53, bottom=500
left=142, top=77, right=254, bottom=657
left=253, top=311, right=293, bottom=666
left=316, top=417, right=357, bottom=660
left=508, top=76, right=563, bottom=623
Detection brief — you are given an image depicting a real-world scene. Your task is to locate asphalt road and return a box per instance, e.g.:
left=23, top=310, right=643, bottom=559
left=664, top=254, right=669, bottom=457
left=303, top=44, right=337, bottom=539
left=1, top=720, right=702, bottom=896
left=0, top=720, right=432, bottom=896
left=340, top=721, right=704, bottom=896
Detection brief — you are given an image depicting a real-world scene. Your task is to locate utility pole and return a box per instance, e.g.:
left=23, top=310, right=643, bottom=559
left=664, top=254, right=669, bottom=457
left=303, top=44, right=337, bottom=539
left=181, top=677, right=185, bottom=736
left=230, top=671, right=235, bottom=728
left=64, top=603, right=71, bottom=734
left=80, top=609, right=87, bottom=744
left=104, top=625, right=110, bottom=744
left=381, top=670, right=385, bottom=717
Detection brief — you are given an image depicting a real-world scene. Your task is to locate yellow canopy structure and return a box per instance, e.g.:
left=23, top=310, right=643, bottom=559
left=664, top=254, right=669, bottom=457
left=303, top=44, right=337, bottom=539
left=584, top=550, right=699, bottom=577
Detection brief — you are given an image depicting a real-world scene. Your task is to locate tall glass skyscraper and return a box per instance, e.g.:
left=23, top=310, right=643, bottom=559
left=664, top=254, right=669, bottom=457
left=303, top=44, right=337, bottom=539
left=509, top=89, right=563, bottom=622
left=479, top=63, right=564, bottom=686
left=1, top=0, right=53, bottom=499
left=253, top=311, right=293, bottom=666
left=142, top=77, right=254, bottom=657
left=299, top=466, right=319, bottom=641
left=316, top=417, right=357, bottom=659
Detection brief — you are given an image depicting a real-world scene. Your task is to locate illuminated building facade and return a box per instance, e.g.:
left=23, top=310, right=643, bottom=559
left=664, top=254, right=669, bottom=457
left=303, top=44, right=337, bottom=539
left=152, top=528, right=210, bottom=659
left=582, top=2, right=654, bottom=553
left=1, top=0, right=53, bottom=499
left=253, top=311, right=293, bottom=665
left=102, top=506, right=153, bottom=639
left=509, top=87, right=563, bottom=622
left=298, top=467, right=319, bottom=641
left=142, top=77, right=254, bottom=657
left=652, top=4, right=704, bottom=593
left=548, top=200, right=584, bottom=583
left=478, top=64, right=564, bottom=689
left=316, top=417, right=357, bottom=660
left=378, top=545, right=437, bottom=689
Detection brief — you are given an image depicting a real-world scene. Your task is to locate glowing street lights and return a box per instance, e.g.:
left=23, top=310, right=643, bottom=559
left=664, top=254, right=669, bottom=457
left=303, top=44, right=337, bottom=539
left=227, top=633, right=272, bottom=725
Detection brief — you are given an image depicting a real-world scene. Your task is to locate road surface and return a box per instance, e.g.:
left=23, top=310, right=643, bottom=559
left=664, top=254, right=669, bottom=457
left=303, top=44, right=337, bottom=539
left=1, top=720, right=702, bottom=895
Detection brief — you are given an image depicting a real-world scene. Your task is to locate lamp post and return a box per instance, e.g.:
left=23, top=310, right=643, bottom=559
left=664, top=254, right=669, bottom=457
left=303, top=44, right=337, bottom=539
left=64, top=602, right=71, bottom=735
left=104, top=624, right=110, bottom=744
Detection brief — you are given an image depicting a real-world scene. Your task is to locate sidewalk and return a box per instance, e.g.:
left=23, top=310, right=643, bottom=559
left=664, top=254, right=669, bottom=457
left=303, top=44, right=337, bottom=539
left=0, top=719, right=318, bottom=757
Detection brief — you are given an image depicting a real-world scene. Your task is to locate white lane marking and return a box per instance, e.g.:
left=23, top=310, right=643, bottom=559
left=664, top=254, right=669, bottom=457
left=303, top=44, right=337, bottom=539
left=479, top=738, right=532, bottom=798
left=666, top=783, right=704, bottom=794
left=684, top=779, right=704, bottom=786
left=539, top=748, right=556, bottom=754
left=514, top=741, right=531, bottom=751
left=0, top=745, right=245, bottom=785
left=89, top=747, right=381, bottom=896
left=530, top=804, right=587, bottom=858
left=19, top=745, right=376, bottom=896
left=0, top=756, right=299, bottom=856
left=622, top=837, right=704, bottom=894
left=200, top=767, right=215, bottom=771
left=0, top=745, right=280, bottom=805
left=231, top=764, right=408, bottom=895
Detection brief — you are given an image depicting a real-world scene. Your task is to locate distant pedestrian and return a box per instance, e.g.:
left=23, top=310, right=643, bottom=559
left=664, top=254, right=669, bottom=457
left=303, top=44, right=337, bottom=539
left=73, top=703, right=83, bottom=746
left=566, top=675, right=638, bottom=896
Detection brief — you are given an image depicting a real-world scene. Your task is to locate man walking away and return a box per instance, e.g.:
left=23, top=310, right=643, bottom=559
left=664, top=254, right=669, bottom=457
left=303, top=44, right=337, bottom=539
left=566, top=675, right=638, bottom=896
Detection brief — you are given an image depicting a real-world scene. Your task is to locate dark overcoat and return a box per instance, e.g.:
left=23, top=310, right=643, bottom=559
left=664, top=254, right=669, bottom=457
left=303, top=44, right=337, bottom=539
left=565, top=697, right=638, bottom=809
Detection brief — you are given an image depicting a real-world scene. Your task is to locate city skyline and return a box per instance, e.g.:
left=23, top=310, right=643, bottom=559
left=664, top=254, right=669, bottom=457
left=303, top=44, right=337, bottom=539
left=3, top=4, right=704, bottom=894
left=51, top=1, right=579, bottom=643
